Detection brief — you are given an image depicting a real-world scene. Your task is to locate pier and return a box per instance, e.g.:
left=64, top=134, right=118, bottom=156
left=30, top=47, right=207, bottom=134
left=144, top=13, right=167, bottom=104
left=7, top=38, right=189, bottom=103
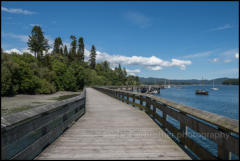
left=1, top=87, right=239, bottom=160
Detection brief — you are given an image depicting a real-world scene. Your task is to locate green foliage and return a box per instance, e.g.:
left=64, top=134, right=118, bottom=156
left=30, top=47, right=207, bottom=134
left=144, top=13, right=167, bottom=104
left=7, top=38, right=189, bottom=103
left=27, top=25, right=49, bottom=59
left=78, top=37, right=84, bottom=62
left=1, top=27, right=141, bottom=96
left=89, top=45, right=96, bottom=69
left=53, top=37, right=63, bottom=54
left=222, top=79, right=239, bottom=85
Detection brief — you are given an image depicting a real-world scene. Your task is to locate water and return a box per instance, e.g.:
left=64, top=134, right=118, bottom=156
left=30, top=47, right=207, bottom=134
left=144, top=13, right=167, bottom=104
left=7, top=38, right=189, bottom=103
left=155, top=85, right=239, bottom=120
left=152, top=85, right=239, bottom=159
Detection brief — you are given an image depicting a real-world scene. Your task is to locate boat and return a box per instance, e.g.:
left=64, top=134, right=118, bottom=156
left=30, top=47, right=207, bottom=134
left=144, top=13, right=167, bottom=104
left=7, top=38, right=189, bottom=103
left=211, top=80, right=219, bottom=91
left=141, top=88, right=147, bottom=93
left=195, top=77, right=209, bottom=95
left=195, top=90, right=208, bottom=95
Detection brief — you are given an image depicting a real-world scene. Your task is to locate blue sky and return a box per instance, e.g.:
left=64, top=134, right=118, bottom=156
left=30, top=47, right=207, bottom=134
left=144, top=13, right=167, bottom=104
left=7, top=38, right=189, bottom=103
left=1, top=1, right=239, bottom=79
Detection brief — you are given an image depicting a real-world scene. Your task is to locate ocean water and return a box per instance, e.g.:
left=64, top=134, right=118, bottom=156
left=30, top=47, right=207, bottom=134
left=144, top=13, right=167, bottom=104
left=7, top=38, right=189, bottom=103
left=155, top=85, right=239, bottom=120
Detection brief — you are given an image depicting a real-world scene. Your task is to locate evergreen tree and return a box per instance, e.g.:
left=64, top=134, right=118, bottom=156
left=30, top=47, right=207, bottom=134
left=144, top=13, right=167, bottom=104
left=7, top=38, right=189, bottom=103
left=53, top=37, right=63, bottom=54
left=89, top=45, right=96, bottom=69
left=64, top=45, right=68, bottom=56
left=60, top=47, right=63, bottom=55
left=70, top=35, right=77, bottom=55
left=77, top=37, right=84, bottom=62
left=27, top=26, right=49, bottom=59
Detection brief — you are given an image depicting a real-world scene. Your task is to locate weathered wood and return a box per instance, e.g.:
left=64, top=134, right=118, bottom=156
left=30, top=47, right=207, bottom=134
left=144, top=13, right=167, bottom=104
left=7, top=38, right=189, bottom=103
left=36, top=88, right=191, bottom=160
left=93, top=87, right=239, bottom=160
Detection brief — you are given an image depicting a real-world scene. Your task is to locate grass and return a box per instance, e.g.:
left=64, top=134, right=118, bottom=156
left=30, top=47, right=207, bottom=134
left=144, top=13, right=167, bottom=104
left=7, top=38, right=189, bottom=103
left=2, top=105, right=40, bottom=117
left=49, top=94, right=80, bottom=101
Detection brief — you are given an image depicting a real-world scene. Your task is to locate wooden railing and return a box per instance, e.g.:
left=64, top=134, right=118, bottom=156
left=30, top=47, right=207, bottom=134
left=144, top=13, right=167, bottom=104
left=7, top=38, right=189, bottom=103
left=94, top=86, right=239, bottom=160
left=1, top=89, right=86, bottom=160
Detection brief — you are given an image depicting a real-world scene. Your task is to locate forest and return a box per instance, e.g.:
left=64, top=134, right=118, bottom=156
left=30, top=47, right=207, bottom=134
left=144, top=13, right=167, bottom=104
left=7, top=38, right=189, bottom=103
left=1, top=26, right=140, bottom=96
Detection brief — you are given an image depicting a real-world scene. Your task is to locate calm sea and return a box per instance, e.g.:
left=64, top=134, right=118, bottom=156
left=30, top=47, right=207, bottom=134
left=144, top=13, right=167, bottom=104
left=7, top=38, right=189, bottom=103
left=155, top=85, right=239, bottom=120
left=153, top=85, right=239, bottom=159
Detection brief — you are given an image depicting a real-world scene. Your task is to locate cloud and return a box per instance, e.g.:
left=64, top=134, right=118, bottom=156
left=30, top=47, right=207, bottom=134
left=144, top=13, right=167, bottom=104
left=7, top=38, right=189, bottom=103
left=2, top=7, right=36, bottom=15
left=126, top=69, right=141, bottom=76
left=208, top=24, right=233, bottom=31
left=224, top=59, right=232, bottom=63
left=4, top=48, right=22, bottom=54
left=182, top=50, right=214, bottom=59
left=213, top=58, right=219, bottom=62
left=3, top=47, right=192, bottom=71
left=235, top=53, right=239, bottom=59
left=2, top=33, right=28, bottom=42
left=84, top=49, right=191, bottom=71
left=124, top=11, right=151, bottom=28
left=30, top=24, right=40, bottom=27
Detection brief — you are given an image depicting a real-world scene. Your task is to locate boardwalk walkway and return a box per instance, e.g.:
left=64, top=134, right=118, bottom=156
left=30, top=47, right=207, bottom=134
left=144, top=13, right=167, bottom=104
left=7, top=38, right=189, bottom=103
left=36, top=88, right=191, bottom=160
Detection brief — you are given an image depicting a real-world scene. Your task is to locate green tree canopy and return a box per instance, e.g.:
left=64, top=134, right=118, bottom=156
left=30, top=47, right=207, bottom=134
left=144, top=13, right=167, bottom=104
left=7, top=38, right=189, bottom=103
left=78, top=37, right=84, bottom=62
left=89, top=45, right=96, bottom=69
left=27, top=26, right=49, bottom=59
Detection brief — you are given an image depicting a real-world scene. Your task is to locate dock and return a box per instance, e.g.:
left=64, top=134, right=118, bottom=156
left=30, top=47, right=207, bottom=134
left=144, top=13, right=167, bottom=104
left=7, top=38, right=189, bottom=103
left=36, top=88, right=190, bottom=160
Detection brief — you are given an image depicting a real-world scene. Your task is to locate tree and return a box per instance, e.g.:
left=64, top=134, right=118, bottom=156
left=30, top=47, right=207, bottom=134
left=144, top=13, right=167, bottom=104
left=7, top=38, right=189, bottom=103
left=60, top=47, right=63, bottom=55
left=70, top=35, right=77, bottom=55
left=64, top=45, right=68, bottom=56
left=53, top=37, right=63, bottom=54
left=27, top=26, right=49, bottom=59
left=77, top=37, right=84, bottom=62
left=89, top=45, right=96, bottom=69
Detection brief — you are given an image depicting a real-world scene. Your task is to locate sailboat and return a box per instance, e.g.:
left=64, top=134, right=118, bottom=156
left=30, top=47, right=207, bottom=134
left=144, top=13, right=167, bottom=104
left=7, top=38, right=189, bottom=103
left=195, top=77, right=208, bottom=95
left=211, top=80, right=219, bottom=91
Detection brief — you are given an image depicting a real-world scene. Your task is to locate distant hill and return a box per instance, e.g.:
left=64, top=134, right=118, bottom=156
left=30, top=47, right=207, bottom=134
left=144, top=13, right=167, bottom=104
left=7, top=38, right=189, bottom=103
left=139, top=77, right=232, bottom=85
left=222, top=79, right=239, bottom=85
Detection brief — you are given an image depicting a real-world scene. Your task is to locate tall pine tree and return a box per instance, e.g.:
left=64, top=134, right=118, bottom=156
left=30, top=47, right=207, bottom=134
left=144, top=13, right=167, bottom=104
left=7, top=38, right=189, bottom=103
left=77, top=37, right=84, bottom=62
left=53, top=37, right=63, bottom=54
left=70, top=35, right=77, bottom=55
left=27, top=26, right=49, bottom=59
left=64, top=45, right=68, bottom=56
left=89, top=45, right=96, bottom=69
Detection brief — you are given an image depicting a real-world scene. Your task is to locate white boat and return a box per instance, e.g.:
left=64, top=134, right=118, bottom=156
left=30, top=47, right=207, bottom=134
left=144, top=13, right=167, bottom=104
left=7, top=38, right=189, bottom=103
left=211, top=80, right=219, bottom=91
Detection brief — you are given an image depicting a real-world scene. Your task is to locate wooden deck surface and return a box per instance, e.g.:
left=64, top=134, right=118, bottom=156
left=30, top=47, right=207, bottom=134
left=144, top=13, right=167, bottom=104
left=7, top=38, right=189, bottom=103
left=36, top=88, right=191, bottom=160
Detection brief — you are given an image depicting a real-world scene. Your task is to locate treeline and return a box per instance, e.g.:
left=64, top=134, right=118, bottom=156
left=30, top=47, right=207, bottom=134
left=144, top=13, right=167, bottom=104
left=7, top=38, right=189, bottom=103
left=1, top=26, right=140, bottom=96
left=222, top=79, right=239, bottom=85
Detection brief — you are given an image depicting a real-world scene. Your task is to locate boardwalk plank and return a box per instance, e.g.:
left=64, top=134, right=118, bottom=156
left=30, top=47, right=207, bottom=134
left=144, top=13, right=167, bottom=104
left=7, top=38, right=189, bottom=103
left=35, top=88, right=191, bottom=160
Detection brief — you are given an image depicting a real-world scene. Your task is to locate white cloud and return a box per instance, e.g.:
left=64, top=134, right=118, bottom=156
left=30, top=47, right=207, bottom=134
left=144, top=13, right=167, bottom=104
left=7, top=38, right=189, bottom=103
left=213, top=58, right=219, bottom=62
left=3, top=33, right=28, bottom=43
left=3, top=47, right=192, bottom=71
left=124, top=11, right=151, bottom=28
left=126, top=69, right=141, bottom=76
left=209, top=24, right=233, bottom=31
left=85, top=49, right=191, bottom=71
left=182, top=50, right=214, bottom=59
left=224, top=59, right=232, bottom=63
left=4, top=48, right=22, bottom=54
left=2, top=7, right=36, bottom=15
left=235, top=53, right=239, bottom=59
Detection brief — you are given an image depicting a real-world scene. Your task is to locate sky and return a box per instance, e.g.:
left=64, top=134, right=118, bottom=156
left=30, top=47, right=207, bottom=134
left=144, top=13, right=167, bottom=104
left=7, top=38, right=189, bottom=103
left=1, top=1, right=239, bottom=79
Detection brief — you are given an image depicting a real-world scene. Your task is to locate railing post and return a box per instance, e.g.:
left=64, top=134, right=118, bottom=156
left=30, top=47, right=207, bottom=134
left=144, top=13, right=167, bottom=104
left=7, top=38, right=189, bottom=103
left=179, top=114, right=187, bottom=147
left=126, top=93, right=129, bottom=104
left=132, top=94, right=135, bottom=107
left=152, top=100, right=156, bottom=119
left=218, top=128, right=231, bottom=160
left=140, top=95, right=143, bottom=111
left=162, top=104, right=168, bottom=130
left=146, top=97, right=151, bottom=115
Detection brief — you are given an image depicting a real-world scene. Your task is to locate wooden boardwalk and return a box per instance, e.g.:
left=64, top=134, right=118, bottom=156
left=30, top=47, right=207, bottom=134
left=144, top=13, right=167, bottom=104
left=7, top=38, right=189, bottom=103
left=36, top=88, right=191, bottom=160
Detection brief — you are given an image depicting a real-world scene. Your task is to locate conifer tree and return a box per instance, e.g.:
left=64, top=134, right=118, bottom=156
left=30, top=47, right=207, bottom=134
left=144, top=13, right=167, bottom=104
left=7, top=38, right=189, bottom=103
left=89, top=45, right=96, bottom=69
left=53, top=37, right=63, bottom=54
left=27, top=26, right=49, bottom=59
left=64, top=45, right=68, bottom=56
left=78, top=37, right=84, bottom=62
